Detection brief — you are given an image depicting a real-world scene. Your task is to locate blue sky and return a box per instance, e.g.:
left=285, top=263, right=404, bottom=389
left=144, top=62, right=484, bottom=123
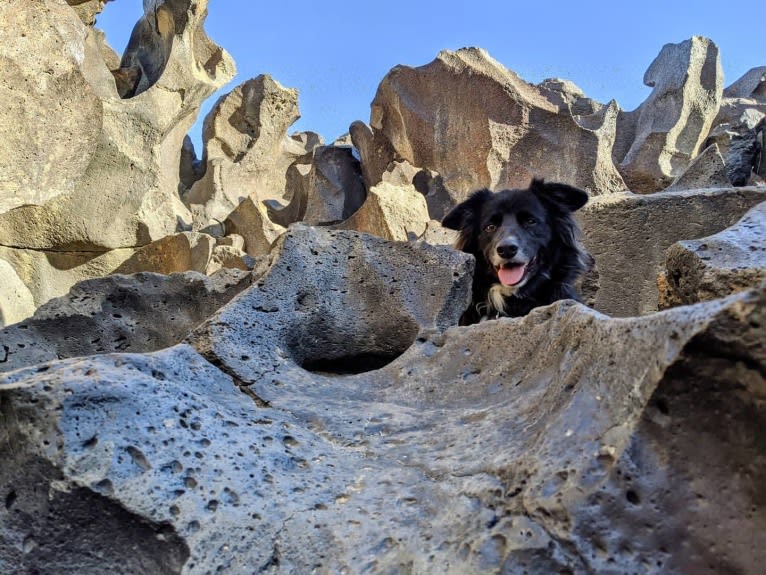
left=97, top=1, right=763, bottom=152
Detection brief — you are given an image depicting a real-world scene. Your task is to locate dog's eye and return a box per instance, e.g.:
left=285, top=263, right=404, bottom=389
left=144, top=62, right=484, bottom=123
left=522, top=216, right=538, bottom=227
left=484, top=224, right=497, bottom=233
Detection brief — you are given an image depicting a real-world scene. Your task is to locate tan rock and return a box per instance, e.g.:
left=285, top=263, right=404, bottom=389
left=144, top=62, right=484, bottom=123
left=334, top=181, right=429, bottom=241
left=578, top=186, right=766, bottom=317
left=66, top=0, right=108, bottom=26
left=224, top=196, right=286, bottom=257
left=115, top=232, right=216, bottom=275
left=660, top=201, right=766, bottom=308
left=616, top=37, right=724, bottom=192
left=0, top=258, right=35, bottom=328
left=352, top=47, right=626, bottom=218
left=0, top=245, right=136, bottom=314
left=0, top=0, right=234, bottom=252
left=185, top=75, right=321, bottom=226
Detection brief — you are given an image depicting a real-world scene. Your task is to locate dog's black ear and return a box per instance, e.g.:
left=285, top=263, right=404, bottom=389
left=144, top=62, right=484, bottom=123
left=530, top=178, right=588, bottom=213
left=442, top=189, right=493, bottom=231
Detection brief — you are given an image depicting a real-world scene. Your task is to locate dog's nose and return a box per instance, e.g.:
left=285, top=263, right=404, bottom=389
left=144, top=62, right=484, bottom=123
left=496, top=242, right=518, bottom=259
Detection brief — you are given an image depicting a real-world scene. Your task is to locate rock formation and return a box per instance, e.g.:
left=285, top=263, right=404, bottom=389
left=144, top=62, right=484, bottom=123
left=577, top=186, right=766, bottom=316
left=614, top=37, right=723, bottom=192
left=660, top=201, right=766, bottom=307
left=0, top=0, right=235, bottom=317
left=1, top=3, right=766, bottom=570
left=351, top=47, right=628, bottom=218
left=1, top=225, right=764, bottom=572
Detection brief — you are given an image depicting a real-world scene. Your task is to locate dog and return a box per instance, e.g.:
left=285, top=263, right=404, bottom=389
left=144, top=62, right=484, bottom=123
left=442, top=178, right=591, bottom=324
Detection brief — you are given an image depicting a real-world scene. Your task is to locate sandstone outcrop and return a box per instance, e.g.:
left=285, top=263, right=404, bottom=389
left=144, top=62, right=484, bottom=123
left=351, top=47, right=627, bottom=218
left=660, top=201, right=766, bottom=307
left=578, top=186, right=766, bottom=316
left=663, top=143, right=729, bottom=192
left=0, top=0, right=235, bottom=316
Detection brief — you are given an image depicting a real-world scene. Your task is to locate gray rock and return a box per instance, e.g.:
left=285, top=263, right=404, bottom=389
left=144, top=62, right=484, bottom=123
left=660, top=201, right=766, bottom=307
left=265, top=145, right=366, bottom=226
left=616, top=37, right=723, bottom=193
left=578, top=186, right=766, bottom=316
left=2, top=281, right=764, bottom=573
left=190, top=224, right=474, bottom=376
left=663, top=143, right=729, bottom=191
left=725, top=123, right=764, bottom=186
left=0, top=269, right=255, bottom=373
left=724, top=66, right=766, bottom=100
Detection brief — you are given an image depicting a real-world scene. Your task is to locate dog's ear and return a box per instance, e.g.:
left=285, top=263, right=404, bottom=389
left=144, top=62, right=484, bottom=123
left=442, top=189, right=493, bottom=231
left=530, top=178, right=588, bottom=213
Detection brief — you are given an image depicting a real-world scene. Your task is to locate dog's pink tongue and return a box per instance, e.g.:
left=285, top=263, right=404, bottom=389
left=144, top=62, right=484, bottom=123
left=498, top=264, right=526, bottom=286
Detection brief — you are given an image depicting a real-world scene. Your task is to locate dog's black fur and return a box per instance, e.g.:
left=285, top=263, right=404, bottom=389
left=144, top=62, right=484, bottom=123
left=442, top=178, right=591, bottom=325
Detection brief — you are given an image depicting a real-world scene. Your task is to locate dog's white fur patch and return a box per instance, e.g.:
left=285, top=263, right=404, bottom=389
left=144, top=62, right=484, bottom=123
left=488, top=283, right=519, bottom=315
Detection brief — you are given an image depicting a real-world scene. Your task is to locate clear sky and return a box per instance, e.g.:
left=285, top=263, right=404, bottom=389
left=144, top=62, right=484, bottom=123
left=97, top=1, right=763, bottom=153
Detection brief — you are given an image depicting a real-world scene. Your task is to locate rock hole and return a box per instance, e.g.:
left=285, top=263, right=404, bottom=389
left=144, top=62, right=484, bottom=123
left=5, top=490, right=17, bottom=510
left=626, top=489, right=641, bottom=505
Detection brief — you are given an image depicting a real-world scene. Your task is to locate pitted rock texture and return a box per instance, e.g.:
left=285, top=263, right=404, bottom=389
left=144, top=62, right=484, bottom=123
left=615, top=36, right=723, bottom=192
left=660, top=201, right=766, bottom=307
left=0, top=269, right=255, bottom=374
left=578, top=186, right=766, bottom=316
left=190, top=225, right=474, bottom=376
left=1, top=281, right=764, bottom=573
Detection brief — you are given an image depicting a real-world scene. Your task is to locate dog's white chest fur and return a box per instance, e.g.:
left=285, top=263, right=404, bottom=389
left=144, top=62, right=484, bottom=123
left=488, top=283, right=519, bottom=315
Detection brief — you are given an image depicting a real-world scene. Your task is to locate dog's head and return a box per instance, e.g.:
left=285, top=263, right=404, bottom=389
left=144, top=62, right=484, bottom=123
left=442, top=178, right=589, bottom=293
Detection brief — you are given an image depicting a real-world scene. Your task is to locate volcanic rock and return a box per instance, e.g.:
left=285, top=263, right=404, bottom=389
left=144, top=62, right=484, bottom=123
left=660, top=201, right=766, bottom=307
left=1, top=276, right=764, bottom=572
left=352, top=47, right=626, bottom=217
left=663, top=143, right=729, bottom=192
left=0, top=268, right=255, bottom=373
left=332, top=181, right=430, bottom=241
left=265, top=145, right=366, bottom=226
left=615, top=36, right=723, bottom=192
left=578, top=186, right=766, bottom=316
left=184, top=75, right=321, bottom=226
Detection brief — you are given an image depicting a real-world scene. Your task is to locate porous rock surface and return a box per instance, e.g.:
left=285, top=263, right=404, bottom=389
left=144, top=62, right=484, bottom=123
left=2, top=266, right=764, bottom=573
left=0, top=268, right=256, bottom=374
left=578, top=186, right=766, bottom=316
left=660, top=201, right=766, bottom=307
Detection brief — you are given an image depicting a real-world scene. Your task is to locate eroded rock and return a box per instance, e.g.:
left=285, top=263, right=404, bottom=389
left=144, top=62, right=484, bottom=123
left=184, top=75, right=321, bottom=227
left=0, top=268, right=255, bottom=373
left=660, top=201, right=766, bottom=308
left=265, top=145, right=366, bottom=226
left=615, top=36, right=723, bottom=192
left=578, top=186, right=766, bottom=316
left=333, top=181, right=429, bottom=241
left=0, top=0, right=235, bottom=320
left=2, top=278, right=764, bottom=573
left=663, top=143, right=729, bottom=192
left=352, top=47, right=626, bottom=218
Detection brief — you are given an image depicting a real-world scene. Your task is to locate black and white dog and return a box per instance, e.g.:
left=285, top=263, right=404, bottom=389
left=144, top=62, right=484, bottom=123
left=442, top=178, right=591, bottom=324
